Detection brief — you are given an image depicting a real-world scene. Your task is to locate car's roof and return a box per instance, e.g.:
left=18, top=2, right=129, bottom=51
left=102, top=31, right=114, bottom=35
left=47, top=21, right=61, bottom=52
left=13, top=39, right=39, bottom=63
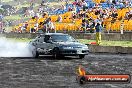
left=39, top=33, right=68, bottom=36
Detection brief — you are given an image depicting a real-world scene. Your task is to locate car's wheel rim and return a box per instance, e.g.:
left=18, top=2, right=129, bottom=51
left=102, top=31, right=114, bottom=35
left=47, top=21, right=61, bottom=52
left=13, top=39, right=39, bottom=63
left=54, top=53, right=57, bottom=58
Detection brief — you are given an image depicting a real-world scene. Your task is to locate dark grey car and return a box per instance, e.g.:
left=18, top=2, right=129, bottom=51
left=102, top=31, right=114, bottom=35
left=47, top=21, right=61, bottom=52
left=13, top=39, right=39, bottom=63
left=30, top=33, right=89, bottom=59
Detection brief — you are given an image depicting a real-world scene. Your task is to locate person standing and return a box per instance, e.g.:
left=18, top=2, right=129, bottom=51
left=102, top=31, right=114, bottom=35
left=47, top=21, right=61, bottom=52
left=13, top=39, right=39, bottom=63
left=95, top=22, right=103, bottom=45
left=46, top=18, right=54, bottom=33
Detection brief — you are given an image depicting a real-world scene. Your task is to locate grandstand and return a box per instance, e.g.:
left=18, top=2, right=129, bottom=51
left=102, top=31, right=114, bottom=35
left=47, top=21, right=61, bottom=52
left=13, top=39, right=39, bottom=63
left=13, top=0, right=132, bottom=33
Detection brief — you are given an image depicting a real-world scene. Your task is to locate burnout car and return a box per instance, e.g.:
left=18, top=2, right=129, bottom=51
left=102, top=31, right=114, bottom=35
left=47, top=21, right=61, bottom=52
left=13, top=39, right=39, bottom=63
left=29, top=33, right=89, bottom=59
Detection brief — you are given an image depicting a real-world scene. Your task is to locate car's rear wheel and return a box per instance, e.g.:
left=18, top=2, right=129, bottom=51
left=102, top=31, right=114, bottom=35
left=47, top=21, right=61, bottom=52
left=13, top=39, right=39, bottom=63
left=79, top=55, right=85, bottom=59
left=35, top=51, right=39, bottom=58
left=32, top=48, right=39, bottom=58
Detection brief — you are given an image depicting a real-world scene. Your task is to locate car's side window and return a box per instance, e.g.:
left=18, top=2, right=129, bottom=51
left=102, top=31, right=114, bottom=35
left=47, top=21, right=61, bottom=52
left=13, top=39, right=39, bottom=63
left=44, top=35, right=51, bottom=43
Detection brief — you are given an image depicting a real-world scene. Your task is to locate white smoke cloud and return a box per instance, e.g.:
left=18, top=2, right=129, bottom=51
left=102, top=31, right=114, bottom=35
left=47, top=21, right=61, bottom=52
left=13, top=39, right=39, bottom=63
left=0, top=37, right=33, bottom=57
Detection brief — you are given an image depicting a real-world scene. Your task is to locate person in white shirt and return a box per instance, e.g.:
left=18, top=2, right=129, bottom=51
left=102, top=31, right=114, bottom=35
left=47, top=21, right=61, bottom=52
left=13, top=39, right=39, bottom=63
left=46, top=18, right=54, bottom=33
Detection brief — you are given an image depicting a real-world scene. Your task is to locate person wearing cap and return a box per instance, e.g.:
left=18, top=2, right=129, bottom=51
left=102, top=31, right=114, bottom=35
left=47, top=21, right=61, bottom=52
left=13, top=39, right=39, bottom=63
left=95, top=22, right=103, bottom=45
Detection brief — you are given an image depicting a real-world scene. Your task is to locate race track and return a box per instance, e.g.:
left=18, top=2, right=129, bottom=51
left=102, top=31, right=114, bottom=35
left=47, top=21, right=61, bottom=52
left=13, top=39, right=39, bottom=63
left=0, top=53, right=132, bottom=88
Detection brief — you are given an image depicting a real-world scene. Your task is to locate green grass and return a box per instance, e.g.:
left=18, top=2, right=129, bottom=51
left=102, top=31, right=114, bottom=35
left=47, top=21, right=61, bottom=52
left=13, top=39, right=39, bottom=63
left=4, top=15, right=31, bottom=21
left=14, top=3, right=39, bottom=10
left=78, top=39, right=132, bottom=47
left=4, top=15, right=21, bottom=20
left=7, top=38, right=32, bottom=42
left=4, top=15, right=31, bottom=32
left=1, top=0, right=13, bottom=2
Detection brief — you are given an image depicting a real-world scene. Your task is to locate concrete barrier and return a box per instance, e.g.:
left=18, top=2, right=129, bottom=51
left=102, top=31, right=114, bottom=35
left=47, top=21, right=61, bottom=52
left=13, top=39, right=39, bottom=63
left=0, top=33, right=37, bottom=39
left=71, top=33, right=132, bottom=41
left=70, top=33, right=132, bottom=41
left=88, top=45, right=132, bottom=54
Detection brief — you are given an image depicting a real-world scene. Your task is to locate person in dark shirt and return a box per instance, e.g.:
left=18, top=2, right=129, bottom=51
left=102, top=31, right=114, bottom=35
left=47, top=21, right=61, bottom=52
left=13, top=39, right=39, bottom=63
left=95, top=22, right=103, bottom=45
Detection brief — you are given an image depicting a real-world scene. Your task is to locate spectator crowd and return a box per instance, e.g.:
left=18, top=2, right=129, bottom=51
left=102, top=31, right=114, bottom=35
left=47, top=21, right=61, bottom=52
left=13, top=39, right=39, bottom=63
left=2, top=0, right=131, bottom=33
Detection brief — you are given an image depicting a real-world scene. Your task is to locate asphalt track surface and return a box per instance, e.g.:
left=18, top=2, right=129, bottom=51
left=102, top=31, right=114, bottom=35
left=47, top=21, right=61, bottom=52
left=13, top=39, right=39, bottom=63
left=0, top=53, right=132, bottom=88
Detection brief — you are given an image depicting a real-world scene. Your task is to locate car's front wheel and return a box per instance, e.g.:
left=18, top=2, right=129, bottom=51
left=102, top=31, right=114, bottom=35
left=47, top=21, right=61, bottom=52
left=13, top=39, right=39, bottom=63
left=52, top=48, right=60, bottom=59
left=79, top=55, right=85, bottom=59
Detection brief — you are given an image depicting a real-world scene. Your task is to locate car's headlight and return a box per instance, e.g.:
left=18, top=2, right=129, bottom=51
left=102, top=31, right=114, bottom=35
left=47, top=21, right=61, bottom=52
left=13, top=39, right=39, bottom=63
left=63, top=46, right=74, bottom=49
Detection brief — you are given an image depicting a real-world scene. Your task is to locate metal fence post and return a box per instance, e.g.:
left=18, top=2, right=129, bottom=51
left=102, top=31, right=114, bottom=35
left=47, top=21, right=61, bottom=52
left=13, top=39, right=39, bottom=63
left=120, top=21, right=124, bottom=34
left=46, top=24, right=48, bottom=33
left=55, top=24, right=56, bottom=33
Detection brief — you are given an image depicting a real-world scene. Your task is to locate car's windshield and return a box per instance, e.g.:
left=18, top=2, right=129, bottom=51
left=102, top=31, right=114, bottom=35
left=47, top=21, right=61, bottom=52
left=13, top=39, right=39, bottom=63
left=51, top=35, right=76, bottom=42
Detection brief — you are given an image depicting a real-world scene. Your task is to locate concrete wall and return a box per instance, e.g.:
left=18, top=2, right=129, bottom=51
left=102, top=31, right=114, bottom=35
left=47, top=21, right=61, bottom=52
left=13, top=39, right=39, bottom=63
left=88, top=45, right=132, bottom=54
left=70, top=33, right=132, bottom=41
left=0, top=33, right=37, bottom=39
left=0, top=33, right=132, bottom=41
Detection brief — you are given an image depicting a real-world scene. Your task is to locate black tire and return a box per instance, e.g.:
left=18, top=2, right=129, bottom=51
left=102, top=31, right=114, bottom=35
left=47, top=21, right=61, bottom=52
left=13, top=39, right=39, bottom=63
left=79, top=55, right=85, bottom=59
left=35, top=51, right=39, bottom=58
left=52, top=48, right=60, bottom=59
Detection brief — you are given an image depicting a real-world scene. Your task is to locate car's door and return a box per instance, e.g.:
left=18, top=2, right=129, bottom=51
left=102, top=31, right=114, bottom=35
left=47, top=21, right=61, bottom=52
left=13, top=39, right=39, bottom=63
left=34, top=36, right=49, bottom=53
left=44, top=35, right=55, bottom=51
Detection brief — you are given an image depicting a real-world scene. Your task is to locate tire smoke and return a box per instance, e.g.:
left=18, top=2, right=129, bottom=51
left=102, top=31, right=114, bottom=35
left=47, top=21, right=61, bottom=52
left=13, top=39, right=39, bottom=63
left=0, top=37, right=33, bottom=57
